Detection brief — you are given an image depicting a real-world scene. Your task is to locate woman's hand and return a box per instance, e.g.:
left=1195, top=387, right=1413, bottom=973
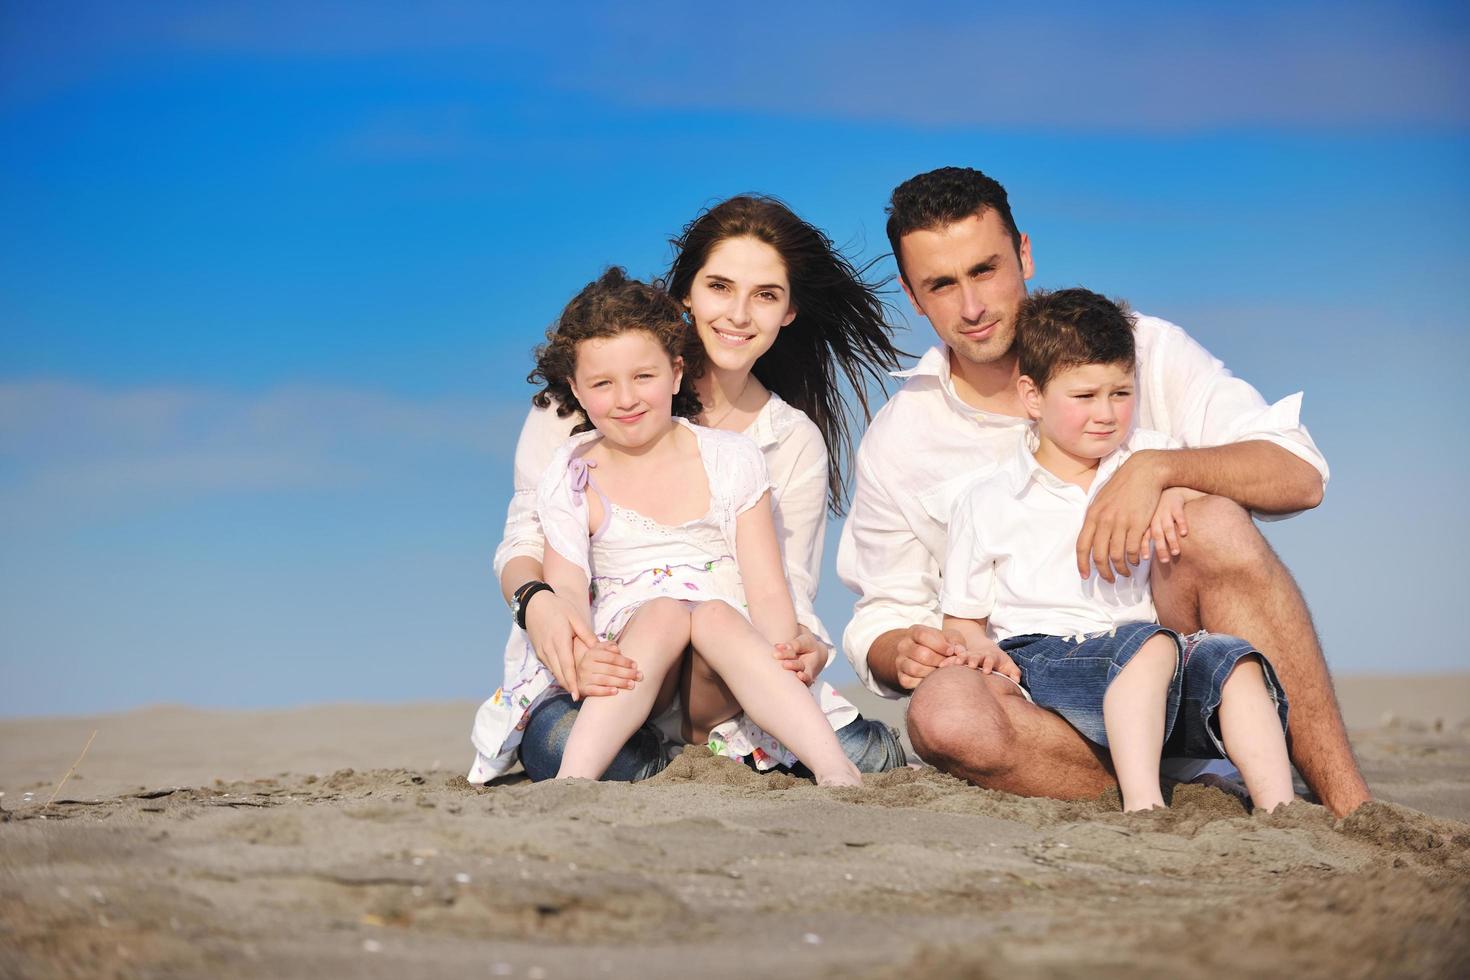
left=523, top=590, right=602, bottom=701
left=773, top=624, right=827, bottom=686
left=574, top=638, right=644, bottom=699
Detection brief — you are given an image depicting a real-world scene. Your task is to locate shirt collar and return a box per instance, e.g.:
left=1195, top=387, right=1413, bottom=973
left=894, top=345, right=1031, bottom=430
left=1008, top=429, right=1140, bottom=498
left=890, top=345, right=949, bottom=380
left=1004, top=426, right=1051, bottom=496
left=743, top=392, right=781, bottom=450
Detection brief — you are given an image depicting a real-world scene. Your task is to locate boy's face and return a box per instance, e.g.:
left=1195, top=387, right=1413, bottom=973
left=1020, top=360, right=1136, bottom=462
left=897, top=209, right=1033, bottom=368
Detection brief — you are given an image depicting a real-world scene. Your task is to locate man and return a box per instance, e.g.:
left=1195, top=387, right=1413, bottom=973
left=837, top=166, right=1369, bottom=816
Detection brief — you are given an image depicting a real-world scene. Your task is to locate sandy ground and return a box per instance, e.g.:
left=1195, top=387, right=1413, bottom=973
left=2, top=676, right=1468, bottom=979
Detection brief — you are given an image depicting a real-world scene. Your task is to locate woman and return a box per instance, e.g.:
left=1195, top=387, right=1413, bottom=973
left=470, top=195, right=907, bottom=782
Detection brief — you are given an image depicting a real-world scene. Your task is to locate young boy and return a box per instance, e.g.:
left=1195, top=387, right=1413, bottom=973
left=939, top=288, right=1294, bottom=812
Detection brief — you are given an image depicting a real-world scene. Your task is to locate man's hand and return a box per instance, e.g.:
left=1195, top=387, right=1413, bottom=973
left=1148, top=486, right=1207, bottom=564
left=574, top=638, right=644, bottom=699
left=894, top=624, right=966, bottom=691
left=523, top=590, right=602, bottom=701
left=1076, top=450, right=1168, bottom=582
left=773, top=624, right=826, bottom=686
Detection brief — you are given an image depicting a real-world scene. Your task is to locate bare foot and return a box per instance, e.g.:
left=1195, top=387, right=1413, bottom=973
left=816, top=763, right=862, bottom=788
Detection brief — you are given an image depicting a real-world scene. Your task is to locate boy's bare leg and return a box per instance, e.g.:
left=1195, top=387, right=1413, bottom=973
left=688, top=602, right=861, bottom=786
left=1151, top=496, right=1370, bottom=816
left=1216, top=655, right=1296, bottom=812
left=907, top=667, right=1116, bottom=798
left=557, top=599, right=690, bottom=780
left=1102, top=635, right=1176, bottom=811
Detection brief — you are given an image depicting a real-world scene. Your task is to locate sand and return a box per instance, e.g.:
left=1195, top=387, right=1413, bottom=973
left=2, top=676, right=1468, bottom=979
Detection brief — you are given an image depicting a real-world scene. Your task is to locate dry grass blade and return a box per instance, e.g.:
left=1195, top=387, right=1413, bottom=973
left=45, top=729, right=99, bottom=808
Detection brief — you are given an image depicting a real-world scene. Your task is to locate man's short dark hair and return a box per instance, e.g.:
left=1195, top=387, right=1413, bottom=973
left=1016, top=288, right=1136, bottom=391
left=885, top=166, right=1022, bottom=283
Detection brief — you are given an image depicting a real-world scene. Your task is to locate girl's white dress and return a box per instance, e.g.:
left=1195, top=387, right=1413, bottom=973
left=474, top=418, right=856, bottom=776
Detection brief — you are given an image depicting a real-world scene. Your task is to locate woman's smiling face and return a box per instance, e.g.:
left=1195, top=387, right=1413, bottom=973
left=683, top=236, right=797, bottom=376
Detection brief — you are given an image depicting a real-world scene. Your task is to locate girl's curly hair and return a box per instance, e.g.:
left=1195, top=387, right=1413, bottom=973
left=530, top=267, right=705, bottom=433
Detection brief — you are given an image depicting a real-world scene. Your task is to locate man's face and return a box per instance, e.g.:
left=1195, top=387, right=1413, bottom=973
left=897, top=209, right=1034, bottom=367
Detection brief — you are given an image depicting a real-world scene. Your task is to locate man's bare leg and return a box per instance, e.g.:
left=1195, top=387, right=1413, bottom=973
left=907, top=666, right=1114, bottom=799
left=1152, top=495, right=1370, bottom=816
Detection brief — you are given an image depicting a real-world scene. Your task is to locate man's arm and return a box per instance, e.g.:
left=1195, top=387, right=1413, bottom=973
left=838, top=446, right=951, bottom=698
left=1079, top=320, right=1331, bottom=581
left=1078, top=441, right=1323, bottom=581
left=867, top=625, right=965, bottom=692
left=1131, top=441, right=1322, bottom=514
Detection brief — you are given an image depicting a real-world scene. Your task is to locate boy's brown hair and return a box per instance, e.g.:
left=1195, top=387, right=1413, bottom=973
left=1015, top=287, right=1135, bottom=391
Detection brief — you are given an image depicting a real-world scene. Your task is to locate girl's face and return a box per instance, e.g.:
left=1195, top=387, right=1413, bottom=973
left=569, top=329, right=683, bottom=449
left=683, top=236, right=797, bottom=377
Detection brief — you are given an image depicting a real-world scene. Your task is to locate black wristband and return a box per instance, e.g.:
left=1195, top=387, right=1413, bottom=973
left=512, top=581, right=554, bottom=631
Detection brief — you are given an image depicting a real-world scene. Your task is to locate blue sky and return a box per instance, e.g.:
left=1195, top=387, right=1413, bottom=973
left=2, top=1, right=1468, bottom=717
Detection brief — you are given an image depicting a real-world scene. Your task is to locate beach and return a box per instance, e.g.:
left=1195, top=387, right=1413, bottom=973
left=3, top=676, right=1468, bottom=978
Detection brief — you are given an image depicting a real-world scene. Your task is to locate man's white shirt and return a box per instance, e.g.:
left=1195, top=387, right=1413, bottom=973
left=941, top=428, right=1176, bottom=642
left=837, top=313, right=1329, bottom=698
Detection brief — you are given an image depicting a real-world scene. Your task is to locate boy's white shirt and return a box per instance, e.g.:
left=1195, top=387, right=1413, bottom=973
left=941, top=427, right=1178, bottom=642
left=838, top=313, right=1329, bottom=698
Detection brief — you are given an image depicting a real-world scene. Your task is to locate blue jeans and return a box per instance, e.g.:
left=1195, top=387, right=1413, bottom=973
left=1000, top=622, right=1289, bottom=759
left=518, top=693, right=907, bottom=782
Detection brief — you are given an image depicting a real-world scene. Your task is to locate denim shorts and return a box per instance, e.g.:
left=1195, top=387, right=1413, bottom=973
left=999, top=622, right=1289, bottom=759
left=517, top=693, right=907, bottom=782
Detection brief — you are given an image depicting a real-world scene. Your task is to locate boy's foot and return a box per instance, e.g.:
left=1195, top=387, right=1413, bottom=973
left=815, top=763, right=863, bottom=788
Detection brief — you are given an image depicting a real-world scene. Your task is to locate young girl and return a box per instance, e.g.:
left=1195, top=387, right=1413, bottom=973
left=471, top=196, right=905, bottom=783
left=501, top=268, right=862, bottom=785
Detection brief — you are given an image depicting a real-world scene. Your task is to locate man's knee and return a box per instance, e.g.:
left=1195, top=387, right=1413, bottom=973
left=1179, top=495, right=1275, bottom=577
left=906, top=668, right=1016, bottom=776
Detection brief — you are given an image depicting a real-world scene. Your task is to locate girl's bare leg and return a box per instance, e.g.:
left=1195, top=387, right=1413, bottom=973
left=557, top=599, right=690, bottom=780
left=1102, top=635, right=1177, bottom=811
left=1217, top=655, right=1295, bottom=812
left=688, top=602, right=861, bottom=786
